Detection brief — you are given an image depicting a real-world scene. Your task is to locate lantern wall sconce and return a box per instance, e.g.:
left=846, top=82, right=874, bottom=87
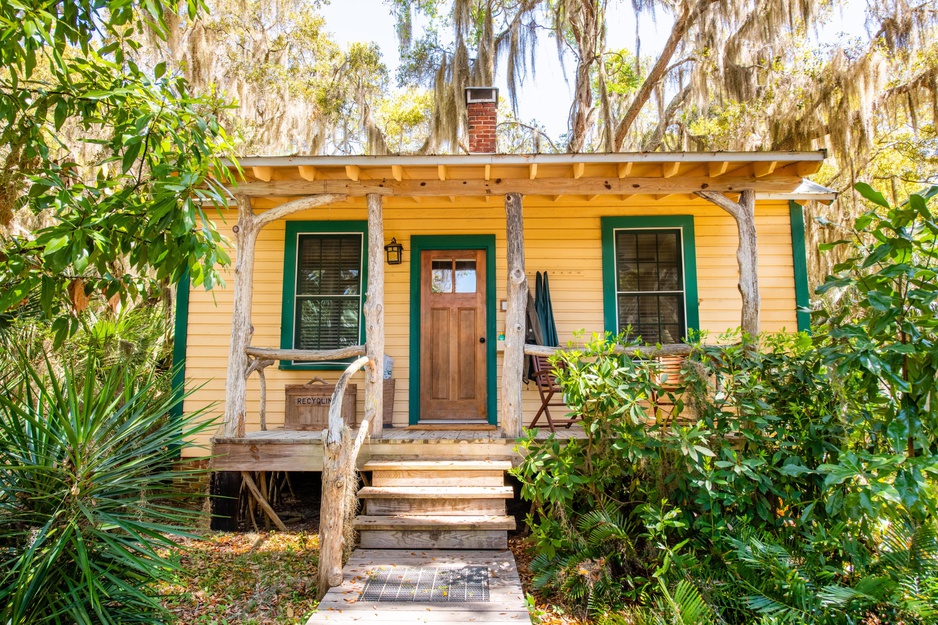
left=384, top=237, right=403, bottom=265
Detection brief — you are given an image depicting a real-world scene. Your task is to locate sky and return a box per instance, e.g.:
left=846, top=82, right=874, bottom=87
left=320, top=1, right=871, bottom=140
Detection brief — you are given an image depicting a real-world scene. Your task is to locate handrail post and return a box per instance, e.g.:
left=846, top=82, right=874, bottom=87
left=318, top=355, right=374, bottom=599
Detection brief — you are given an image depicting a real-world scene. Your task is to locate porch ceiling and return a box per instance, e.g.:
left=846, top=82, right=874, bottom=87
left=221, top=151, right=825, bottom=199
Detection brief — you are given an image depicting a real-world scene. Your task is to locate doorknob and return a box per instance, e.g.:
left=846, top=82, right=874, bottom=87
left=479, top=337, right=486, bottom=344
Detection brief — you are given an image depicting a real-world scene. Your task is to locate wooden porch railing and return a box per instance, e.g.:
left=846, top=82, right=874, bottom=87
left=243, top=345, right=366, bottom=431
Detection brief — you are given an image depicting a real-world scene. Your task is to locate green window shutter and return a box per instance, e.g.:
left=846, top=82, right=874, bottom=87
left=789, top=201, right=811, bottom=333
left=602, top=215, right=699, bottom=343
left=280, top=221, right=368, bottom=370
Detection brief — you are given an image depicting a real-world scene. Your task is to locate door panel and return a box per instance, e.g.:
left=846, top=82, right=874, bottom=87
left=420, top=250, right=487, bottom=420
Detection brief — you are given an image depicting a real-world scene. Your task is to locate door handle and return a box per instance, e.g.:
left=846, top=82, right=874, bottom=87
left=479, top=337, right=486, bottom=344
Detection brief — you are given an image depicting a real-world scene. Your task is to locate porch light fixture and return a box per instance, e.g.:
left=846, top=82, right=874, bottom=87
left=384, top=238, right=403, bottom=265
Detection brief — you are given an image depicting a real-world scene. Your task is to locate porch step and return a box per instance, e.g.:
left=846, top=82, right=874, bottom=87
left=354, top=515, right=516, bottom=531
left=355, top=457, right=516, bottom=549
left=362, top=459, right=513, bottom=471
left=360, top=485, right=512, bottom=516
left=357, top=485, right=514, bottom=499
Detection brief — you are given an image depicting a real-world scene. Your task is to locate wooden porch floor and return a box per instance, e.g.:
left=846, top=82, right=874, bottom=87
left=211, top=425, right=586, bottom=472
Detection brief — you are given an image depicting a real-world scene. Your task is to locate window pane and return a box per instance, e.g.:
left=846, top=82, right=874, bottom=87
left=618, top=262, right=638, bottom=290
left=618, top=295, right=639, bottom=328
left=659, top=294, right=681, bottom=324
left=659, top=264, right=681, bottom=291
left=454, top=260, right=477, bottom=293
left=637, top=233, right=657, bottom=262
left=616, top=232, right=638, bottom=263
left=296, top=299, right=360, bottom=350
left=614, top=228, right=687, bottom=345
left=431, top=260, right=453, bottom=293
left=297, top=234, right=361, bottom=296
left=657, top=233, right=678, bottom=263
left=638, top=263, right=659, bottom=291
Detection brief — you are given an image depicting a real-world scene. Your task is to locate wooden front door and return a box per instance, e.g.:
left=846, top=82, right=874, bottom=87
left=419, top=249, right=487, bottom=421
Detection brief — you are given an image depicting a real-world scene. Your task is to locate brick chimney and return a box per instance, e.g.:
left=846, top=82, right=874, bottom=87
left=466, top=87, right=499, bottom=154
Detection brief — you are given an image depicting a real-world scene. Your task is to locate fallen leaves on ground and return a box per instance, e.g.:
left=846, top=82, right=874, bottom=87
left=159, top=530, right=320, bottom=624
left=509, top=537, right=589, bottom=625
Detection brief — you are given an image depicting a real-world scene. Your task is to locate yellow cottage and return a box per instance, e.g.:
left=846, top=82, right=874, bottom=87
left=174, top=89, right=834, bottom=487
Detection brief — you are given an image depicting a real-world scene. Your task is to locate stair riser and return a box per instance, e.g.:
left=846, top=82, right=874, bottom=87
left=359, top=529, right=508, bottom=550
left=371, top=470, right=505, bottom=487
left=365, top=498, right=507, bottom=516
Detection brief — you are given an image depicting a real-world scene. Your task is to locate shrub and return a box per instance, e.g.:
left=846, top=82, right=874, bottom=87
left=0, top=353, right=213, bottom=624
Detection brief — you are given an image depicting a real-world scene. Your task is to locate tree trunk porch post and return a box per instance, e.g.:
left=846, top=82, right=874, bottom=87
left=695, top=189, right=761, bottom=338
left=364, top=193, right=385, bottom=438
left=502, top=192, right=526, bottom=439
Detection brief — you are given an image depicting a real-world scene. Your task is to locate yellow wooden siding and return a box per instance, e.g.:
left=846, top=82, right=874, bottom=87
left=180, top=198, right=797, bottom=454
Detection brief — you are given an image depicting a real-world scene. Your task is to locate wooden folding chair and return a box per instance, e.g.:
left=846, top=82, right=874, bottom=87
left=650, top=356, right=685, bottom=426
left=529, top=355, right=578, bottom=432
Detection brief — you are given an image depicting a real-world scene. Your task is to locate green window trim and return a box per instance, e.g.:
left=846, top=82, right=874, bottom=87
left=170, top=269, right=190, bottom=457
left=789, top=201, right=812, bottom=333
left=601, top=215, right=699, bottom=342
left=279, top=220, right=369, bottom=370
left=408, top=234, right=497, bottom=426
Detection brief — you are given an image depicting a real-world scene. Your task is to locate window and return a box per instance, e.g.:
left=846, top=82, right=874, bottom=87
left=602, top=216, right=699, bottom=345
left=280, top=221, right=367, bottom=369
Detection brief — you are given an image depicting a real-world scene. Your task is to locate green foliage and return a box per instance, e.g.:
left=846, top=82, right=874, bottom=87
left=514, top=178, right=938, bottom=624
left=0, top=0, right=237, bottom=340
left=0, top=353, right=213, bottom=624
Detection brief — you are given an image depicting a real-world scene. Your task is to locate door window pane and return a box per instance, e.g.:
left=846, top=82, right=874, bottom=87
left=454, top=260, right=477, bottom=293
left=431, top=260, right=453, bottom=293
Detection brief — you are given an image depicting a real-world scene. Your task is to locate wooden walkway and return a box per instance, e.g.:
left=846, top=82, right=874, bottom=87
left=306, top=549, right=532, bottom=624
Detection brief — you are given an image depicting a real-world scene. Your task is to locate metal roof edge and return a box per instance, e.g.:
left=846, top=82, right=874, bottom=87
left=224, top=151, right=827, bottom=168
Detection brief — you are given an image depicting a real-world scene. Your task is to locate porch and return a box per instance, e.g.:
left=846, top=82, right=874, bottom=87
left=210, top=423, right=588, bottom=473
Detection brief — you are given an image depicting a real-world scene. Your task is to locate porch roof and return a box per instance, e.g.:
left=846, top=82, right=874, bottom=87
left=222, top=151, right=826, bottom=199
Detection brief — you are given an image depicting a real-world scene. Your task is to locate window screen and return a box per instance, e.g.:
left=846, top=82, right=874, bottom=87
left=614, top=229, right=686, bottom=344
left=294, top=234, right=363, bottom=351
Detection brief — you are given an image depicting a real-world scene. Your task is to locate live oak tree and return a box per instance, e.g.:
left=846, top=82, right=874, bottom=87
left=0, top=0, right=237, bottom=340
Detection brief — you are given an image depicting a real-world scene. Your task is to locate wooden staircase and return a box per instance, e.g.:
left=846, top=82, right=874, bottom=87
left=354, top=459, right=516, bottom=549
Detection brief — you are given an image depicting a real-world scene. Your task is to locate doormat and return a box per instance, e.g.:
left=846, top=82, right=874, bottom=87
left=360, top=565, right=490, bottom=602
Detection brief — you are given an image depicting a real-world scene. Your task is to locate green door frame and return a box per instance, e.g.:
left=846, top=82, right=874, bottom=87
left=408, top=235, right=497, bottom=425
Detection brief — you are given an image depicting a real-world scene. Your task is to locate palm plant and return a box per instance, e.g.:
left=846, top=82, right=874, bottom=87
left=0, top=353, right=214, bottom=624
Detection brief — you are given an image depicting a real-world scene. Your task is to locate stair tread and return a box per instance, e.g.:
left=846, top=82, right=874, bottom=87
left=358, top=486, right=513, bottom=499
left=353, top=514, right=517, bottom=530
left=363, top=459, right=513, bottom=471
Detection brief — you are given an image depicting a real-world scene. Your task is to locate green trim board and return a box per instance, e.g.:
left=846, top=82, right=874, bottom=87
left=601, top=215, right=699, bottom=341
left=170, top=270, right=190, bottom=455
left=408, top=235, right=498, bottom=426
left=279, top=220, right=369, bottom=370
left=789, top=201, right=812, bottom=332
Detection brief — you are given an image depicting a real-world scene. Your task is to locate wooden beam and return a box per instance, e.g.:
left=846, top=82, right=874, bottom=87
left=502, top=193, right=526, bottom=439
left=572, top=162, right=585, bottom=179
left=437, top=165, right=447, bottom=181
left=391, top=165, right=403, bottom=181
left=662, top=162, right=681, bottom=178
left=246, top=345, right=365, bottom=361
left=252, top=166, right=273, bottom=182
left=529, top=163, right=538, bottom=179
left=753, top=161, right=778, bottom=177
left=345, top=165, right=361, bottom=181
left=525, top=343, right=692, bottom=358
left=617, top=162, right=633, bottom=178
left=227, top=175, right=804, bottom=198
left=483, top=164, right=491, bottom=181
left=709, top=161, right=730, bottom=177
left=255, top=194, right=346, bottom=229
left=298, top=166, right=317, bottom=181
left=365, top=193, right=384, bottom=439
left=241, top=471, right=287, bottom=531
